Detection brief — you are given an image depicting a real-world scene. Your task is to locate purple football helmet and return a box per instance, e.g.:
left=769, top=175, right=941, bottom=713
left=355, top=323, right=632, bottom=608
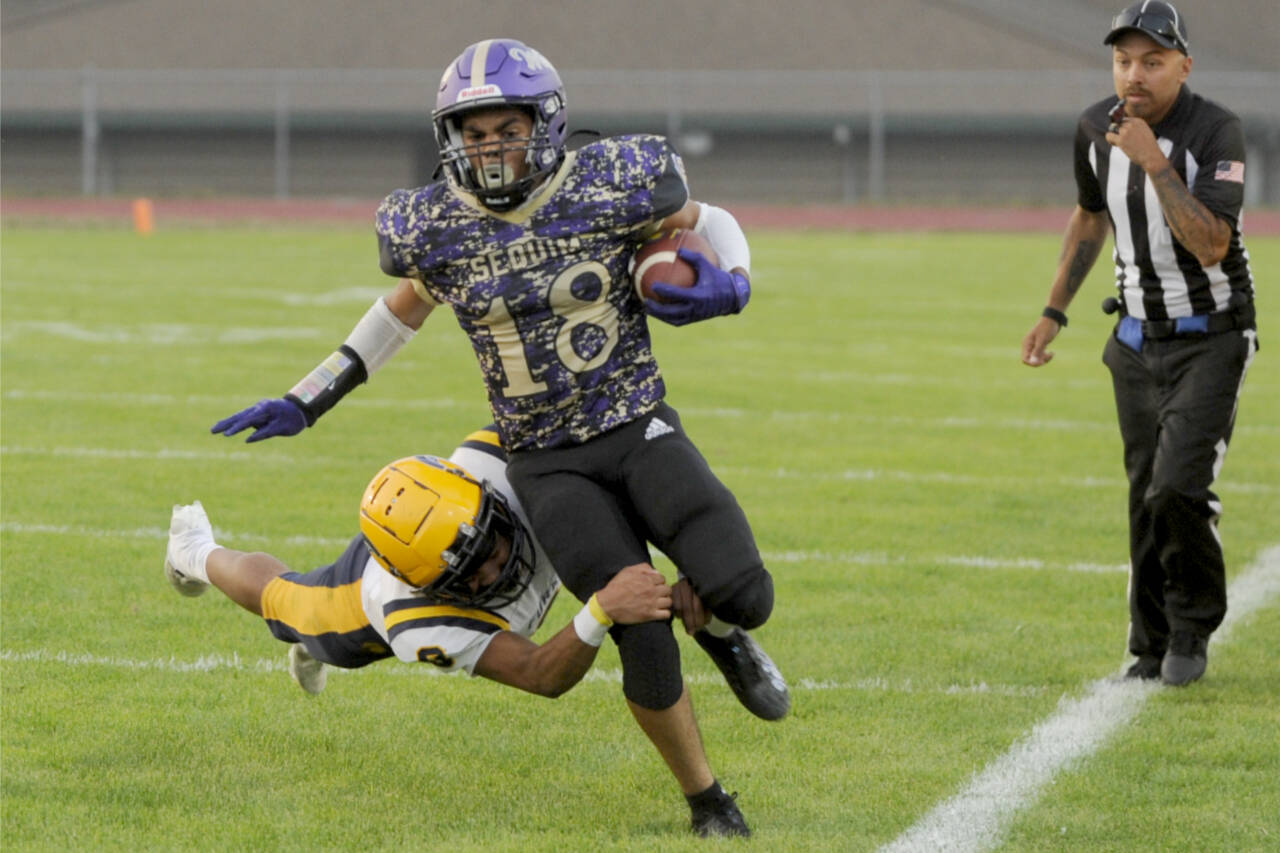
left=433, top=39, right=568, bottom=211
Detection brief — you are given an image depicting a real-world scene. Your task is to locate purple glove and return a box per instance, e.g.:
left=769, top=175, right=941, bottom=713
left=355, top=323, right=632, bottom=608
left=645, top=249, right=751, bottom=327
left=210, top=398, right=307, bottom=443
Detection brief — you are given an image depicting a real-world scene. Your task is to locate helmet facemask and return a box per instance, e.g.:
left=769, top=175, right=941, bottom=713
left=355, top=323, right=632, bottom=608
left=436, top=98, right=565, bottom=211
left=425, top=485, right=536, bottom=609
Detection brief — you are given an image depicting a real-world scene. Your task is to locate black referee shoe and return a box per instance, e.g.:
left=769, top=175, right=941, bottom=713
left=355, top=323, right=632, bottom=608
left=694, top=627, right=790, bottom=721
left=689, top=790, right=751, bottom=838
left=1161, top=632, right=1208, bottom=686
left=1124, top=654, right=1163, bottom=680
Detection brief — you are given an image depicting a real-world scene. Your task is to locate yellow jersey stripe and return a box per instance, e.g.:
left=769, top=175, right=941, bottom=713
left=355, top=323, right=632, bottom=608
left=260, top=576, right=370, bottom=637
left=458, top=426, right=507, bottom=462
left=462, top=427, right=502, bottom=448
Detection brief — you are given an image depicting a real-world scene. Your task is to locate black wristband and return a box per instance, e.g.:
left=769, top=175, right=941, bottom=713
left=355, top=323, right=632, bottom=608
left=285, top=344, right=368, bottom=426
left=1042, top=306, right=1069, bottom=327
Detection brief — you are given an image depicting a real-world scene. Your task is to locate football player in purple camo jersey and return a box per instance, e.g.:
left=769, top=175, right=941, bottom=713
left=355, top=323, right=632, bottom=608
left=211, top=38, right=786, bottom=839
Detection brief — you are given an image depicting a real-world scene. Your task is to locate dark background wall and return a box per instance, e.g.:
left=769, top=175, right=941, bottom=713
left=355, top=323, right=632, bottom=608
left=4, top=0, right=1277, bottom=205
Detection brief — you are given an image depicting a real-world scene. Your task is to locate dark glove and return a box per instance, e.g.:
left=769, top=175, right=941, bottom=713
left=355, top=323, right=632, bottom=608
left=210, top=398, right=307, bottom=443
left=645, top=249, right=751, bottom=327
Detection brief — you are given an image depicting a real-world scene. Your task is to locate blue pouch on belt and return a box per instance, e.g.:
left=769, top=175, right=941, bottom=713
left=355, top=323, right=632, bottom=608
left=1175, top=315, right=1209, bottom=334
left=1117, top=316, right=1143, bottom=352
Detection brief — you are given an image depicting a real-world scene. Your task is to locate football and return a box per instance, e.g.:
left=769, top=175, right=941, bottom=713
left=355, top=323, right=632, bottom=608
left=631, top=229, right=719, bottom=303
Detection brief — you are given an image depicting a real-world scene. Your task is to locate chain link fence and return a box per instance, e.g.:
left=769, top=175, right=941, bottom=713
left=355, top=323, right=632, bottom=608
left=4, top=67, right=1278, bottom=204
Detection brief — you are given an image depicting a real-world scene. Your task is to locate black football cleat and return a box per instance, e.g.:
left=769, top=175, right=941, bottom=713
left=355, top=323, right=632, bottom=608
left=1161, top=632, right=1208, bottom=686
left=695, top=627, right=790, bottom=721
left=1124, top=654, right=1163, bottom=680
left=690, top=791, right=751, bottom=839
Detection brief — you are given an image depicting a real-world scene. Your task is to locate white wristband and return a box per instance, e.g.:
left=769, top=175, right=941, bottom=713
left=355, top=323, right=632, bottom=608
left=343, top=296, right=417, bottom=375
left=572, top=599, right=611, bottom=647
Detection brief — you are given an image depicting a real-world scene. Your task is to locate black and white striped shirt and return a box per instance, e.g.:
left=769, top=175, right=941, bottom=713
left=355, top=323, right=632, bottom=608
left=1075, top=86, right=1255, bottom=321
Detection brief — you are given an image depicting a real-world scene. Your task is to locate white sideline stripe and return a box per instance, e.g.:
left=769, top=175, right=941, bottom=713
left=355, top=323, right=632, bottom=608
left=0, top=648, right=1046, bottom=698
left=880, top=544, right=1280, bottom=853
left=0, top=521, right=1122, bottom=575
left=2, top=444, right=1275, bottom=496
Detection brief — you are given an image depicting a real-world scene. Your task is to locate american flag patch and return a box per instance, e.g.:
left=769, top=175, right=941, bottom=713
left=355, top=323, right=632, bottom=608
left=1214, top=160, right=1245, bottom=183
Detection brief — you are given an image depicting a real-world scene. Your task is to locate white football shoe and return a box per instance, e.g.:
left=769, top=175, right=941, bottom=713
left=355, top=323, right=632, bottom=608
left=164, top=501, right=213, bottom=597
left=288, top=644, right=327, bottom=695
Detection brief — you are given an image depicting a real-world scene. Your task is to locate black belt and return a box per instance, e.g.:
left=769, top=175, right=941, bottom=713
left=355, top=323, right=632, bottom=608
left=1102, top=297, right=1255, bottom=340
left=1139, top=311, right=1244, bottom=340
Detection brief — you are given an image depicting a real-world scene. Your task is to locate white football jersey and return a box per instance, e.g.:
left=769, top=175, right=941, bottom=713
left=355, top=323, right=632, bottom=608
left=358, top=444, right=560, bottom=674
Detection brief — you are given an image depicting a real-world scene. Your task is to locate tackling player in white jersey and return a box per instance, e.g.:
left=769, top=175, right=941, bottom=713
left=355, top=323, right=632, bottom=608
left=163, top=426, right=671, bottom=696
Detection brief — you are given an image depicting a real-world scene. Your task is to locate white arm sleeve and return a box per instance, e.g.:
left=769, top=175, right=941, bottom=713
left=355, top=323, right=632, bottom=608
left=693, top=202, right=751, bottom=274
left=343, top=296, right=417, bottom=375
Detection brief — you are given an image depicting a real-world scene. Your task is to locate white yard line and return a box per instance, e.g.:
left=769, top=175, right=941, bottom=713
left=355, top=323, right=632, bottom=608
left=728, top=466, right=1278, bottom=495
left=0, top=391, right=464, bottom=411
left=765, top=549, right=1128, bottom=574
left=880, top=545, right=1280, bottom=853
left=0, top=520, right=1125, bottom=574
left=5, top=389, right=1276, bottom=436
left=2, top=443, right=1276, bottom=495
left=0, top=647, right=1047, bottom=697
left=0, top=521, right=350, bottom=549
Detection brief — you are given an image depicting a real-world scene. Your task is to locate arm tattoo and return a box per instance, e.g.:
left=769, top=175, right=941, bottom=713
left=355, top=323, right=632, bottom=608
left=1150, top=165, right=1226, bottom=259
left=1064, top=239, right=1100, bottom=295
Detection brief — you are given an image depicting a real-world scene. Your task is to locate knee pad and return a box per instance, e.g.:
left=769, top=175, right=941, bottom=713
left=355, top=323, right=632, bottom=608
left=611, top=621, right=684, bottom=710
left=704, top=568, right=774, bottom=630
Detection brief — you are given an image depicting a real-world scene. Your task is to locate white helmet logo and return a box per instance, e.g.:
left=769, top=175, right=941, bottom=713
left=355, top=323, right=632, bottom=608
left=509, top=46, right=552, bottom=72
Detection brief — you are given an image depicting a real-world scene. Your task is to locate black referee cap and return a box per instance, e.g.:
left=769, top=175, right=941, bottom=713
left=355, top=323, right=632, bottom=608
left=1105, top=1, right=1190, bottom=54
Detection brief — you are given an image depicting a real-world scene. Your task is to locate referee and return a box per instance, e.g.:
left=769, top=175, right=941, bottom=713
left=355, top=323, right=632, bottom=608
left=1021, top=1, right=1259, bottom=687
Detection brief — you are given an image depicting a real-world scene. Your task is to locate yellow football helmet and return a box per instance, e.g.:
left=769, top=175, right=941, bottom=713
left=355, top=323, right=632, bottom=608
left=359, top=455, right=534, bottom=608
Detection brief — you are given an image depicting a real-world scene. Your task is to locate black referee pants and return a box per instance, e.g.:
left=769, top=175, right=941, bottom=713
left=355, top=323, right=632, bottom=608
left=1102, top=326, right=1258, bottom=657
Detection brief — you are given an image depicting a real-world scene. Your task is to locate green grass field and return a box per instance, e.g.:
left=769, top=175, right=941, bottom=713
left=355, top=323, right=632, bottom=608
left=2, top=222, right=1277, bottom=852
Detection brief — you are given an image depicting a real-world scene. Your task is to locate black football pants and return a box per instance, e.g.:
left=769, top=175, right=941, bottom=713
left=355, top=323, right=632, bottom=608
left=508, top=402, right=771, bottom=623
left=1102, top=326, right=1258, bottom=657
left=507, top=402, right=773, bottom=708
